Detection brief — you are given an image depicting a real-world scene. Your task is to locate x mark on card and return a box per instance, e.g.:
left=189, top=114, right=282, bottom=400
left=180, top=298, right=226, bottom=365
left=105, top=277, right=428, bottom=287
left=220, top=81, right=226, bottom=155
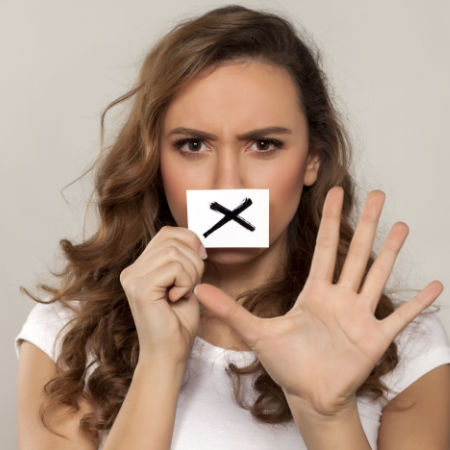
left=203, top=197, right=255, bottom=238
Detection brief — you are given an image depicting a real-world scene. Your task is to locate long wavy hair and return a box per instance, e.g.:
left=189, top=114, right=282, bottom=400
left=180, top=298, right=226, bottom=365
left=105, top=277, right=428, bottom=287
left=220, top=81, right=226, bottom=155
left=20, top=4, right=429, bottom=444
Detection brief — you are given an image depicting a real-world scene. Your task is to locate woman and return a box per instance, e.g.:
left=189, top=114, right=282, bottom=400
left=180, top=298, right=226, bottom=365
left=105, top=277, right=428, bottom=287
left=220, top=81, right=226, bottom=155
left=16, top=5, right=450, bottom=449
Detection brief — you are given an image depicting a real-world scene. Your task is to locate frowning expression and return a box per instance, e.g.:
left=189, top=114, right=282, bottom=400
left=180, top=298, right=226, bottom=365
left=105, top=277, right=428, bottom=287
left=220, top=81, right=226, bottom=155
left=160, top=59, right=320, bottom=264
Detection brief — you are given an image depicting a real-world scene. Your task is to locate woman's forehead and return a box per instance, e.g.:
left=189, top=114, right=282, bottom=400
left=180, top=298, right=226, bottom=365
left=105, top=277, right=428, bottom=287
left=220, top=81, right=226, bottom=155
left=162, top=61, right=304, bottom=132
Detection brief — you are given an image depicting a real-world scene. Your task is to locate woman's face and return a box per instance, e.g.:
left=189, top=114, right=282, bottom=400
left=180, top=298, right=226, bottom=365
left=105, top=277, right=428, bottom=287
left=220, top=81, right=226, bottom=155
left=160, top=59, right=320, bottom=264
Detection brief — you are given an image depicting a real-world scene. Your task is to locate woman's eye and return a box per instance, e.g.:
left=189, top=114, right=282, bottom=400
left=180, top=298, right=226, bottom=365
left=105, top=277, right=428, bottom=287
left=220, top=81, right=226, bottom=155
left=174, top=138, right=206, bottom=153
left=173, top=137, right=283, bottom=155
left=250, top=138, right=284, bottom=153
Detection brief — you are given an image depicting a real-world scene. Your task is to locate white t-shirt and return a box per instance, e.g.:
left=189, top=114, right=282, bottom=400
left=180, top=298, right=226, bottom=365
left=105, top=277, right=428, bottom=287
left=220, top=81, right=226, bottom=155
left=15, top=300, right=450, bottom=449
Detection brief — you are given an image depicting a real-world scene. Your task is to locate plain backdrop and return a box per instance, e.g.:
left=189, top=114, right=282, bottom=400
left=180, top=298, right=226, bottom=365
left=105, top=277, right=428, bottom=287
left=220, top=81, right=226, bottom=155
left=2, top=0, right=449, bottom=447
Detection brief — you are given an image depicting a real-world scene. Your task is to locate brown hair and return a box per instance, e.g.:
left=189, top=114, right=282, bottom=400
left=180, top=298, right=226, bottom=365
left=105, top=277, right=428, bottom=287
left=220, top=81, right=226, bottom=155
left=20, top=4, right=430, bottom=443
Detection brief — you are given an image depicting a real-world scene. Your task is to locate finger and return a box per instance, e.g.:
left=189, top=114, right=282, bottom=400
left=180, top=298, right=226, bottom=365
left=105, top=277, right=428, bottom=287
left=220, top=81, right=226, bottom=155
left=125, top=260, right=194, bottom=304
left=169, top=242, right=205, bottom=285
left=146, top=226, right=207, bottom=259
left=168, top=285, right=194, bottom=302
left=157, top=242, right=204, bottom=286
left=155, top=261, right=195, bottom=302
left=380, top=281, right=443, bottom=342
left=162, top=251, right=197, bottom=302
left=338, top=190, right=385, bottom=291
left=360, top=222, right=409, bottom=312
left=193, top=283, right=261, bottom=348
left=308, top=186, right=344, bottom=282
left=132, top=241, right=204, bottom=286
left=161, top=246, right=202, bottom=302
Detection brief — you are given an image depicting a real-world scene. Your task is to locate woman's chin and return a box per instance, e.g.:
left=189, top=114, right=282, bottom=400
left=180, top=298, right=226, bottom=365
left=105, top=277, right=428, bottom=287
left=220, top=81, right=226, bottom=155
left=205, top=247, right=264, bottom=265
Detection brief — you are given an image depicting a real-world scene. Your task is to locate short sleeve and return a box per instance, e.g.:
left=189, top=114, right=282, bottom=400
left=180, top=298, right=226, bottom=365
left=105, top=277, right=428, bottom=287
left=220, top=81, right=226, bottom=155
left=15, top=300, right=77, bottom=362
left=379, top=309, right=450, bottom=404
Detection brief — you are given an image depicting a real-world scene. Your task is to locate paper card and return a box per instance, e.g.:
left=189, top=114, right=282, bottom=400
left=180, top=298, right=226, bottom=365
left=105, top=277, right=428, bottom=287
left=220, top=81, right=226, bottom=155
left=186, top=189, right=269, bottom=248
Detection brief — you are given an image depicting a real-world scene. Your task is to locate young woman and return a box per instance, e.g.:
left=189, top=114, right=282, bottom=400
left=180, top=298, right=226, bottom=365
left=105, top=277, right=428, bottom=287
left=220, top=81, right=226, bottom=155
left=16, top=5, right=450, bottom=450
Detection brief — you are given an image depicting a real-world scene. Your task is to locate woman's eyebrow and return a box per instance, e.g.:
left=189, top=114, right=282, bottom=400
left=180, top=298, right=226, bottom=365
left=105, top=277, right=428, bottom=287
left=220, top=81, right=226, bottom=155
left=167, top=126, right=292, bottom=141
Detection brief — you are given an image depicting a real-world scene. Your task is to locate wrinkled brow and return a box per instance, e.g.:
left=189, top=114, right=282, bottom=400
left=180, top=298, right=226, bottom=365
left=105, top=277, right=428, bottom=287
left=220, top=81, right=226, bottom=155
left=167, top=126, right=292, bottom=141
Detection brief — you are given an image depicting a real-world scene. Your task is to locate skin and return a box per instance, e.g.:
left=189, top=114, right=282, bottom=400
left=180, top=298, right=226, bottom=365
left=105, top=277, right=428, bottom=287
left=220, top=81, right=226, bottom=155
left=159, top=59, right=321, bottom=350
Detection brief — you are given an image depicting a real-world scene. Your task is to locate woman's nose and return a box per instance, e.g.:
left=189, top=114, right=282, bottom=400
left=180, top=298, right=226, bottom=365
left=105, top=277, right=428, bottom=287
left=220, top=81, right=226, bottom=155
left=213, top=149, right=244, bottom=189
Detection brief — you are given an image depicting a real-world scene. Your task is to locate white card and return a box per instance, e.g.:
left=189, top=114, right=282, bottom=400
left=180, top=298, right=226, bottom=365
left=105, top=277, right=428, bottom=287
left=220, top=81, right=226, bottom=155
left=186, top=189, right=269, bottom=248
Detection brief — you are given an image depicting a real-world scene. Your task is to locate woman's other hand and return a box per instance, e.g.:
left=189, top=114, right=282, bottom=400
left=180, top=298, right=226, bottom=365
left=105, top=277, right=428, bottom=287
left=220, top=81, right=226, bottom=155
left=120, top=226, right=207, bottom=367
left=194, top=187, right=443, bottom=416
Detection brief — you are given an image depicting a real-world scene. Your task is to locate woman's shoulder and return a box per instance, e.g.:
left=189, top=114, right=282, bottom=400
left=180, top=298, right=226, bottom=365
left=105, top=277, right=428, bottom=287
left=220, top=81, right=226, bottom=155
left=15, top=297, right=81, bottom=363
left=379, top=307, right=450, bottom=404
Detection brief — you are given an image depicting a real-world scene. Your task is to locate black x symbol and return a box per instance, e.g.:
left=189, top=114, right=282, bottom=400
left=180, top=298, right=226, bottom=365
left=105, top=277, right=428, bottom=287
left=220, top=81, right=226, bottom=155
left=203, top=197, right=256, bottom=238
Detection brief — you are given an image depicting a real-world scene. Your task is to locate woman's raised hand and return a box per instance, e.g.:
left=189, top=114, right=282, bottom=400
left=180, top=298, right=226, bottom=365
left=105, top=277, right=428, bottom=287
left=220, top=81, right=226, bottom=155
left=194, top=187, right=443, bottom=416
left=120, top=226, right=207, bottom=367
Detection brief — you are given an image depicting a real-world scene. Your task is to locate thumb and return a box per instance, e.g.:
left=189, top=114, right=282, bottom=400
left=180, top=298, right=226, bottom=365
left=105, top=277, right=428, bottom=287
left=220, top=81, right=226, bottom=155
left=193, top=283, right=261, bottom=348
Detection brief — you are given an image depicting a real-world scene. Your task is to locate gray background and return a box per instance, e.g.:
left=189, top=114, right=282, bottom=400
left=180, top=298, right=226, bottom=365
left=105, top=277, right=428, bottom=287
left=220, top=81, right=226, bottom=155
left=2, top=0, right=449, bottom=447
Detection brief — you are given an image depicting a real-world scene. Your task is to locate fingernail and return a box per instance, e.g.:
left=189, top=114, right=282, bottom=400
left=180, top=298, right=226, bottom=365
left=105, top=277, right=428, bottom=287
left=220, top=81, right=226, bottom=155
left=199, top=245, right=208, bottom=260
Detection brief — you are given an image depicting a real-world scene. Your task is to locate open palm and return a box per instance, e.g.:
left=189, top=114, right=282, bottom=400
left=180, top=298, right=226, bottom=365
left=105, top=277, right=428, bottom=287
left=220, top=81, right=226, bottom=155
left=194, top=187, right=443, bottom=415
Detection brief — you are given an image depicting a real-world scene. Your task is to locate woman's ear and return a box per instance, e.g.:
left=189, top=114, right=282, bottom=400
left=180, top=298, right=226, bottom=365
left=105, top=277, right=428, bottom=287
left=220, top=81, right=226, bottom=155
left=303, top=150, right=321, bottom=186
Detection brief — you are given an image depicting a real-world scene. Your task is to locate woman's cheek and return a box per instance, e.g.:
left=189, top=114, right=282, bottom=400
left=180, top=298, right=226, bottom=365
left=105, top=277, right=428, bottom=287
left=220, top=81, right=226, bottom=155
left=267, top=170, right=305, bottom=242
left=161, top=171, right=188, bottom=227
left=162, top=162, right=209, bottom=228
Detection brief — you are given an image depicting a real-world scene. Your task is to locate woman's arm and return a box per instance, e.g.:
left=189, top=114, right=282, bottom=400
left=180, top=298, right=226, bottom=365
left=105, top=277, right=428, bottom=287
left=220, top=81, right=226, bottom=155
left=17, top=340, right=186, bottom=450
left=377, top=364, right=450, bottom=449
left=102, top=358, right=186, bottom=450
left=17, top=341, right=98, bottom=450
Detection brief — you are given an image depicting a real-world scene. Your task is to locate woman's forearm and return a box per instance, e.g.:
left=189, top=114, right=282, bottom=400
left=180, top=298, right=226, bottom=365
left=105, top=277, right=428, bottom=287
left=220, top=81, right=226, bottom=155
left=102, top=359, right=186, bottom=450
left=286, top=395, right=372, bottom=450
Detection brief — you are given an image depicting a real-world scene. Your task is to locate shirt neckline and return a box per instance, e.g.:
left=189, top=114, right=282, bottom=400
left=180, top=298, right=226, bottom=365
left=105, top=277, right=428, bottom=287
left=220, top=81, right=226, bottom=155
left=192, top=335, right=256, bottom=365
left=195, top=334, right=255, bottom=353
